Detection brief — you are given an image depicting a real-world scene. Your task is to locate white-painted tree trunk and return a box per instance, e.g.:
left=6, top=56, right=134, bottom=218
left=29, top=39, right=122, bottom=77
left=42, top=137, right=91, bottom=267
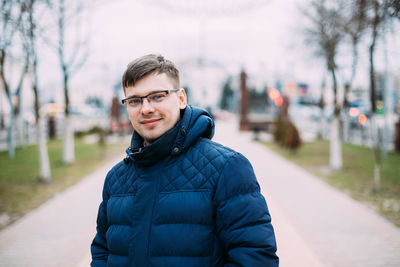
left=7, top=104, right=15, bottom=158
left=15, top=114, right=26, bottom=147
left=342, top=112, right=349, bottom=143
left=63, top=115, right=75, bottom=164
left=37, top=117, right=51, bottom=183
left=370, top=114, right=381, bottom=192
left=330, top=116, right=342, bottom=170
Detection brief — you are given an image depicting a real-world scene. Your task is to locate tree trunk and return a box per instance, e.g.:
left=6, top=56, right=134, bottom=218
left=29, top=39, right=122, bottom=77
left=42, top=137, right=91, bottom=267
left=37, top=117, right=51, bottom=183
left=329, top=65, right=342, bottom=170
left=342, top=40, right=359, bottom=144
left=14, top=64, right=28, bottom=148
left=319, top=107, right=325, bottom=139
left=318, top=71, right=326, bottom=139
left=15, top=113, right=26, bottom=147
left=59, top=0, right=75, bottom=163
left=61, top=69, right=75, bottom=164
left=1, top=51, right=15, bottom=158
left=330, top=115, right=342, bottom=169
left=369, top=2, right=379, bottom=115
left=368, top=1, right=381, bottom=192
left=62, top=114, right=75, bottom=164
left=370, top=114, right=381, bottom=192
left=342, top=112, right=349, bottom=142
left=7, top=97, right=15, bottom=158
left=350, top=39, right=358, bottom=88
left=25, top=0, right=52, bottom=182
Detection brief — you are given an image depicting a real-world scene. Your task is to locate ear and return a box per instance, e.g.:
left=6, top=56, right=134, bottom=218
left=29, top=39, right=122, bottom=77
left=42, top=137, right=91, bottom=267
left=178, top=88, right=187, bottom=109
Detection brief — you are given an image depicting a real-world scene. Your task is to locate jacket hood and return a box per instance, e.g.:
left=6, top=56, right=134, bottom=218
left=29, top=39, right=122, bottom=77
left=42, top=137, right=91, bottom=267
left=125, top=105, right=214, bottom=166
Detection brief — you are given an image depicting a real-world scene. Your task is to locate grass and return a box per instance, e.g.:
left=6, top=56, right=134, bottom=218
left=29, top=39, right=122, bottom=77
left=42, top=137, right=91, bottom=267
left=0, top=136, right=128, bottom=229
left=263, top=139, right=400, bottom=227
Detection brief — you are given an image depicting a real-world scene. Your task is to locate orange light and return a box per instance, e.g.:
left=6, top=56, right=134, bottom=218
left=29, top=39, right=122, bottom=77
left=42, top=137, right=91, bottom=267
left=268, top=88, right=280, bottom=100
left=358, top=114, right=367, bottom=125
left=349, top=107, right=360, bottom=117
left=274, top=96, right=283, bottom=107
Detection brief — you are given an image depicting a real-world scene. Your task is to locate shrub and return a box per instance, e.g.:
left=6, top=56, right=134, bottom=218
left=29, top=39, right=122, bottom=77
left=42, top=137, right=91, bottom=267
left=284, top=122, right=302, bottom=152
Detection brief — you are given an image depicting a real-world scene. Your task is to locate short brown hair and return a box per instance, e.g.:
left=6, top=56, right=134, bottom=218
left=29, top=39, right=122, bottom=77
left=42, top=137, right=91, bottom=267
left=122, top=54, right=180, bottom=93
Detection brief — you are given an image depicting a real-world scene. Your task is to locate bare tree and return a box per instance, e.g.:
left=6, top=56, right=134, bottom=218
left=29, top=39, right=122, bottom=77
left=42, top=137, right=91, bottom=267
left=21, top=0, right=51, bottom=182
left=301, top=0, right=345, bottom=169
left=317, top=69, right=327, bottom=139
left=342, top=0, right=368, bottom=107
left=363, top=0, right=398, bottom=192
left=52, top=0, right=89, bottom=164
left=339, top=0, right=369, bottom=142
left=13, top=49, right=30, bottom=149
left=0, top=0, right=29, bottom=158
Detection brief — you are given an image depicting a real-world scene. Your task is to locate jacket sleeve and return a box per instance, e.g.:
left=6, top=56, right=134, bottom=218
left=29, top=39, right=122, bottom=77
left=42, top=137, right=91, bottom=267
left=90, top=171, right=111, bottom=267
left=214, top=153, right=279, bottom=267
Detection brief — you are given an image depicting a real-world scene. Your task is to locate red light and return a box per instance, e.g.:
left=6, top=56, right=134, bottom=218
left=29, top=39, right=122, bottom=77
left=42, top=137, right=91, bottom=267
left=358, top=114, right=367, bottom=125
left=274, top=96, right=283, bottom=107
left=268, top=88, right=280, bottom=100
left=349, top=107, right=360, bottom=117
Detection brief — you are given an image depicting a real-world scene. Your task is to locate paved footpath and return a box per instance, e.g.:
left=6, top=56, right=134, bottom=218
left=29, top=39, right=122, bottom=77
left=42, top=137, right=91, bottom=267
left=0, top=155, right=122, bottom=267
left=1, top=119, right=400, bottom=266
left=214, top=120, right=400, bottom=267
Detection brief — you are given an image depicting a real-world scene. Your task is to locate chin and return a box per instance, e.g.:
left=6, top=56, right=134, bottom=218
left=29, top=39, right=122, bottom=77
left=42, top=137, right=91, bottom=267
left=143, top=133, right=162, bottom=144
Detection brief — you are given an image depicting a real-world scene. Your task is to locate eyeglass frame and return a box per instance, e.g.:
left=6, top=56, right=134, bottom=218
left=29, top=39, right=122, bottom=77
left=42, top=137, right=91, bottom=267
left=121, top=89, right=180, bottom=106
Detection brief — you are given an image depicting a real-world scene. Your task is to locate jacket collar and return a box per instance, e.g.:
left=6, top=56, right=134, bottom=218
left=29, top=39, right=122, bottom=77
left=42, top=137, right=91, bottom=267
left=125, top=105, right=214, bottom=166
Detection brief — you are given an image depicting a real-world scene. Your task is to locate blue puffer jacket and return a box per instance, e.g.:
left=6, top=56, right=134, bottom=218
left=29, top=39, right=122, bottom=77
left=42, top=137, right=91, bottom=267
left=91, top=106, right=278, bottom=267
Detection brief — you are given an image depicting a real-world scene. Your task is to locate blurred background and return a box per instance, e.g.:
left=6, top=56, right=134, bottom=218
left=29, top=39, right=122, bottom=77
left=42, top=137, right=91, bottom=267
left=1, top=0, right=400, bottom=265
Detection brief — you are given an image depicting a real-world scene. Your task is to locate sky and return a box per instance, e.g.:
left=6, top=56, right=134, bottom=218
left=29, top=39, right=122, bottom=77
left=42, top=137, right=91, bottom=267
left=87, top=0, right=298, bottom=67
left=67, top=0, right=318, bottom=105
left=73, top=0, right=399, bottom=105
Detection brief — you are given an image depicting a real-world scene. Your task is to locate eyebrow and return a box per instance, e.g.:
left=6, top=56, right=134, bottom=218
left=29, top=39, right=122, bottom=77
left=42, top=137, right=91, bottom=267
left=125, top=89, right=167, bottom=98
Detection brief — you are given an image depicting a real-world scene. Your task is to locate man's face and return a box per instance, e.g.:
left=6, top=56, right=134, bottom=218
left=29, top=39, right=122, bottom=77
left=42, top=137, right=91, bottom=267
left=125, top=73, right=187, bottom=145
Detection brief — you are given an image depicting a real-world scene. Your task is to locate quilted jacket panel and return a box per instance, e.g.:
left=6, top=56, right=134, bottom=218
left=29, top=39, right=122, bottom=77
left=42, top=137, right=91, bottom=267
left=91, top=106, right=278, bottom=267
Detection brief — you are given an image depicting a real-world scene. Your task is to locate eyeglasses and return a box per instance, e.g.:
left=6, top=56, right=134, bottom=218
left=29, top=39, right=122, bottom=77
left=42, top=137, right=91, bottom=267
left=121, top=89, right=179, bottom=108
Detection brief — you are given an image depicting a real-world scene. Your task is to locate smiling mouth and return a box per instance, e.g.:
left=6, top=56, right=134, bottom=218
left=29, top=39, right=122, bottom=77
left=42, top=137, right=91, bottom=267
left=141, top=118, right=162, bottom=125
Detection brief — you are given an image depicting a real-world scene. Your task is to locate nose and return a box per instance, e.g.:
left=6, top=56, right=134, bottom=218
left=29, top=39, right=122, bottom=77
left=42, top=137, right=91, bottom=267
left=140, top=98, right=155, bottom=115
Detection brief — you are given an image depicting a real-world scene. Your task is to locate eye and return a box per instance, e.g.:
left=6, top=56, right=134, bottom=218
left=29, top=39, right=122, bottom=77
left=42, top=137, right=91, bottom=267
left=149, top=92, right=167, bottom=102
left=128, top=98, right=141, bottom=105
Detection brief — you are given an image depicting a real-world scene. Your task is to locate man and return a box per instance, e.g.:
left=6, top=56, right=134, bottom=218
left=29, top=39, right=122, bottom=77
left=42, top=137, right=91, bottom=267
left=91, top=54, right=279, bottom=266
